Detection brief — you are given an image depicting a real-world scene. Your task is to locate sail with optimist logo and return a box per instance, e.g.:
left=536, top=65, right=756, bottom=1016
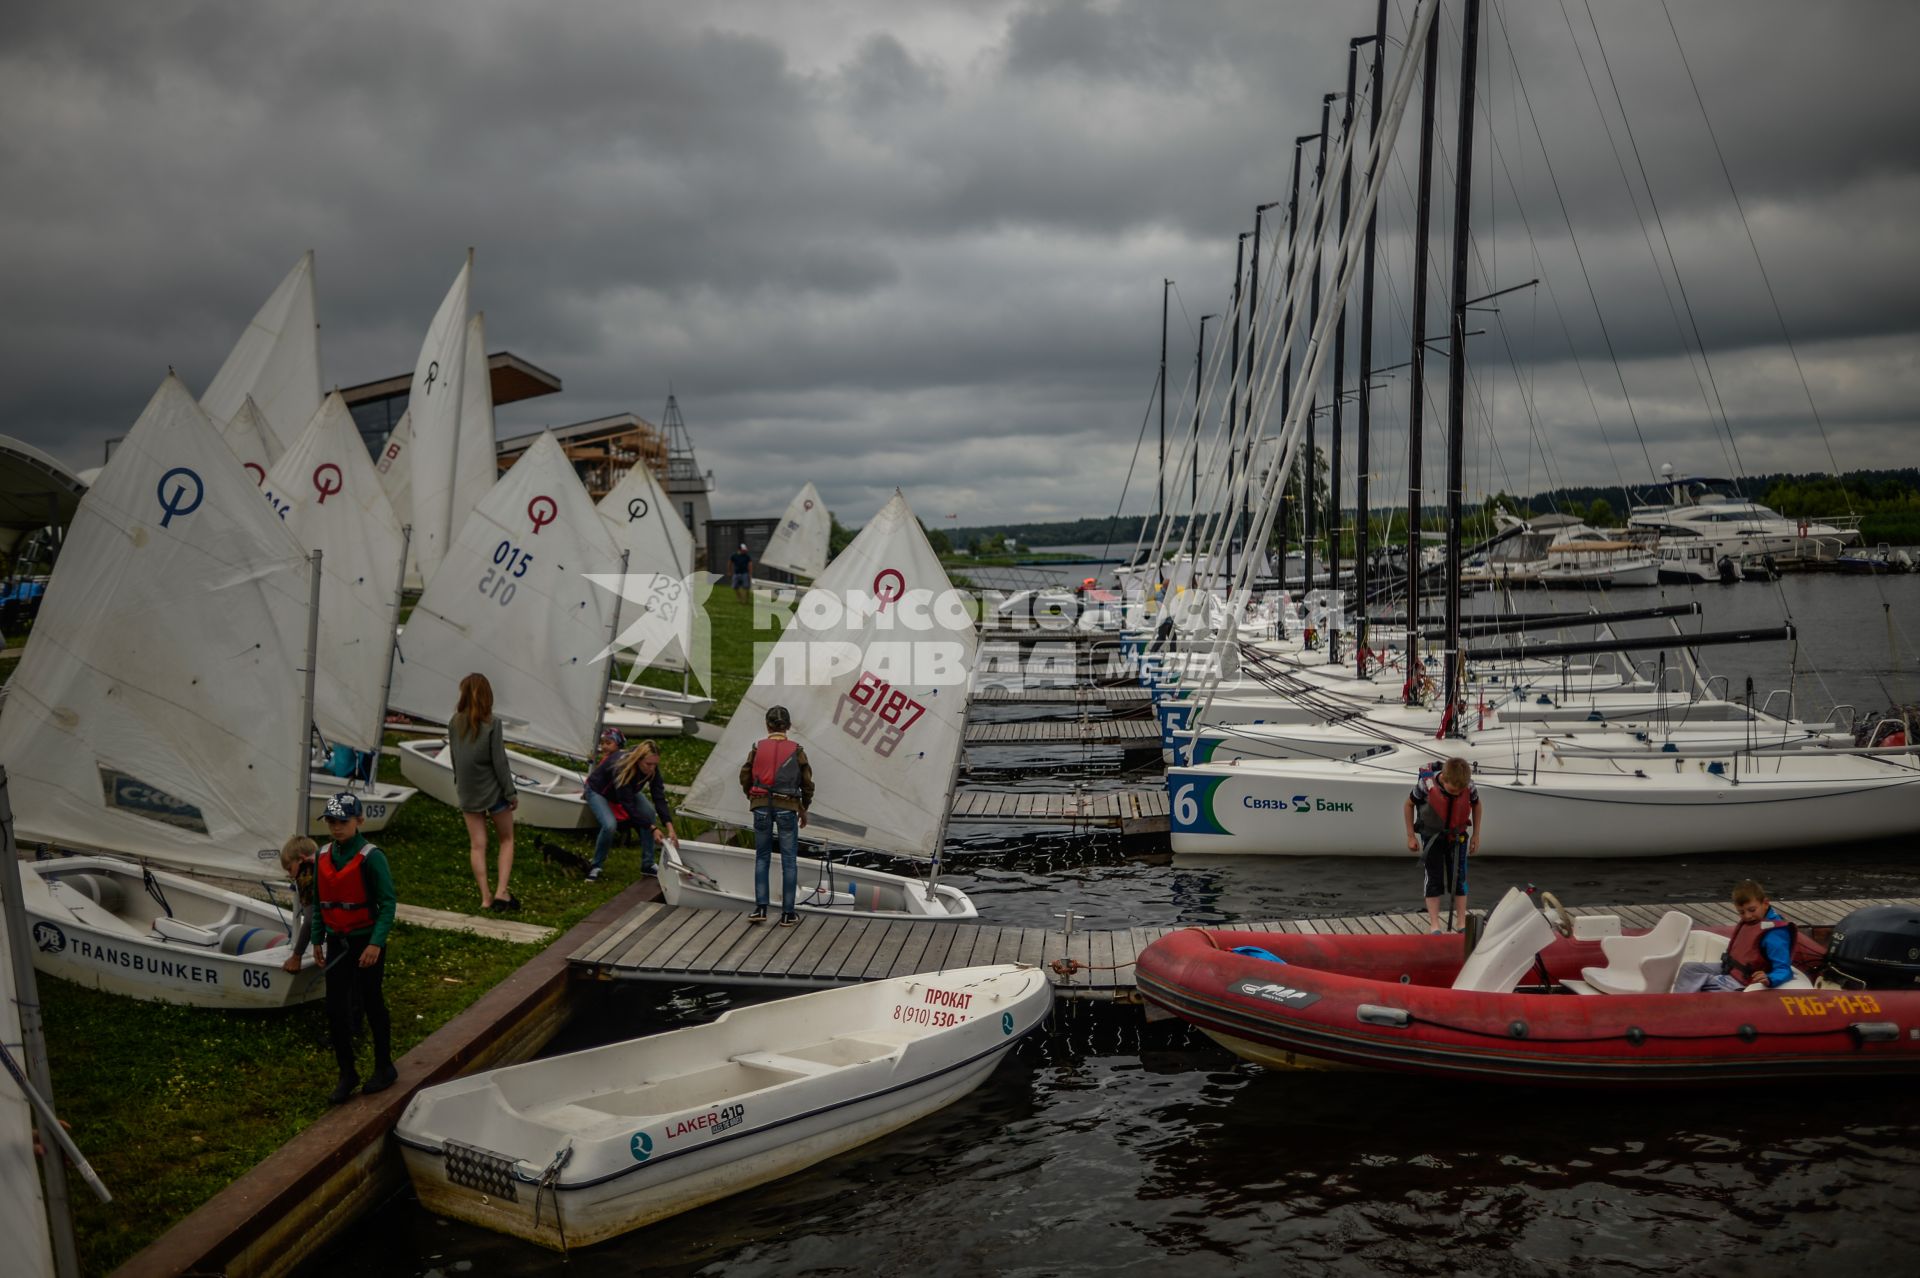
left=266, top=391, right=408, bottom=754
left=681, top=492, right=974, bottom=859
left=0, top=375, right=315, bottom=877
left=759, top=480, right=832, bottom=579
left=388, top=431, right=624, bottom=759
left=406, top=254, right=475, bottom=585
left=596, top=460, right=699, bottom=679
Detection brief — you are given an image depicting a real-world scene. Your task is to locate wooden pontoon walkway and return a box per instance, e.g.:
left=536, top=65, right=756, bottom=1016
left=964, top=719, right=1161, bottom=748
left=948, top=787, right=1168, bottom=834
left=970, top=686, right=1154, bottom=707
left=568, top=895, right=1917, bottom=1001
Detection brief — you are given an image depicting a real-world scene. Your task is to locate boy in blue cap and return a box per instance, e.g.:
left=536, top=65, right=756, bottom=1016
left=315, top=791, right=400, bottom=1102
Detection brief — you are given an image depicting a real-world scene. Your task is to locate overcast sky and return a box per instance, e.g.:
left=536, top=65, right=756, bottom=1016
left=3, top=0, right=1915, bottom=529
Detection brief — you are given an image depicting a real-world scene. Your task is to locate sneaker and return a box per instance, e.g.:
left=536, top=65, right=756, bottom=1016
left=747, top=909, right=768, bottom=923
left=491, top=893, right=522, bottom=912
left=640, top=863, right=656, bottom=877
left=327, top=1074, right=360, bottom=1105
left=361, top=1063, right=399, bottom=1095
left=585, top=867, right=603, bottom=882
left=778, top=913, right=799, bottom=927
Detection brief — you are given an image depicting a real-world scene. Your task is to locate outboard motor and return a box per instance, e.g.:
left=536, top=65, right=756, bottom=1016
left=1716, top=555, right=1741, bottom=584
left=1825, top=905, right=1920, bottom=989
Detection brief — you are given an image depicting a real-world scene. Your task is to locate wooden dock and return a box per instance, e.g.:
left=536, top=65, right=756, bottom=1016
left=948, top=786, right=1168, bottom=834
left=971, top=686, right=1154, bottom=707
left=964, top=719, right=1162, bottom=748
left=568, top=896, right=1916, bottom=1000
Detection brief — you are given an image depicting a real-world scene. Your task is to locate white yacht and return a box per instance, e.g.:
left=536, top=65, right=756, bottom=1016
left=1628, top=467, right=1860, bottom=579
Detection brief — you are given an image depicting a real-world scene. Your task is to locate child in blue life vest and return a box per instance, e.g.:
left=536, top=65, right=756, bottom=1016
left=1403, top=756, right=1481, bottom=933
left=315, top=791, right=399, bottom=1103
left=738, top=705, right=814, bottom=926
left=1673, top=879, right=1798, bottom=993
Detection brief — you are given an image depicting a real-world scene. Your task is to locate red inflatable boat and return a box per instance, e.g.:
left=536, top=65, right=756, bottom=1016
left=1136, top=890, right=1920, bottom=1086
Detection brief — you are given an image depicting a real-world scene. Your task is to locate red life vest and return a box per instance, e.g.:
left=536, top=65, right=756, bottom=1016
left=1422, top=778, right=1475, bottom=833
left=1725, top=908, right=1796, bottom=984
left=749, top=737, right=803, bottom=799
left=318, top=844, right=376, bottom=935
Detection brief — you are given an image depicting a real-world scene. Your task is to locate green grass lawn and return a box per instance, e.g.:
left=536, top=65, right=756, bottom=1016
left=38, top=588, right=785, bottom=1273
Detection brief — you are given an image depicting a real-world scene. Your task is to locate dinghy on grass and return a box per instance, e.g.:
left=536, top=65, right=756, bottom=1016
left=395, top=737, right=592, bottom=831
left=395, top=964, right=1049, bottom=1250
left=672, top=493, right=982, bottom=922
left=20, top=855, right=321, bottom=1009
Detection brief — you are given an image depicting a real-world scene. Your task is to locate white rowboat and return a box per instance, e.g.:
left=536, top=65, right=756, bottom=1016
left=395, top=964, right=1050, bottom=1250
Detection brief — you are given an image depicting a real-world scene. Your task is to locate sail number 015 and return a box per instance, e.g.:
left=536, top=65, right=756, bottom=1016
left=478, top=540, right=534, bottom=606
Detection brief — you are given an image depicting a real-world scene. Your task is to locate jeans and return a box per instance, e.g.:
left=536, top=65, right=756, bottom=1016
left=753, top=806, right=799, bottom=914
left=587, top=789, right=659, bottom=872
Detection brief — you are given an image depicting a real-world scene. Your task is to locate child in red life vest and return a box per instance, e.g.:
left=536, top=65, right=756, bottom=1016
left=1404, top=756, right=1482, bottom=934
left=738, top=705, right=814, bottom=926
left=316, top=791, right=399, bottom=1103
left=1674, top=879, right=1799, bottom=993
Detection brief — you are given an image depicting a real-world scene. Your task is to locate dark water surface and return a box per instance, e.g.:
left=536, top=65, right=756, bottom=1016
left=327, top=576, right=1920, bottom=1276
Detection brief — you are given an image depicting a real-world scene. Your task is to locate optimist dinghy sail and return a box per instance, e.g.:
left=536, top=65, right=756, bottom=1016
left=218, top=397, right=281, bottom=486
left=759, top=481, right=832, bottom=579
left=406, top=255, right=474, bottom=585
left=199, top=251, right=322, bottom=456
left=682, top=492, right=975, bottom=859
left=597, top=458, right=699, bottom=679
left=388, top=431, right=625, bottom=759
left=267, top=392, right=407, bottom=754
left=0, top=375, right=315, bottom=878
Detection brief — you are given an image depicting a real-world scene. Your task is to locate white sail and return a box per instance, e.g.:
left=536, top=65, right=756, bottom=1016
left=0, top=375, right=313, bottom=877
left=0, top=883, right=56, bottom=1278
left=760, top=481, right=831, bottom=578
left=267, top=391, right=407, bottom=752
left=388, top=432, right=623, bottom=758
left=597, top=460, right=697, bottom=677
left=200, top=251, right=322, bottom=455
left=407, top=254, right=472, bottom=585
left=454, top=310, right=498, bottom=548
left=219, top=395, right=280, bottom=483
left=682, top=493, right=975, bottom=858
left=374, top=410, right=422, bottom=591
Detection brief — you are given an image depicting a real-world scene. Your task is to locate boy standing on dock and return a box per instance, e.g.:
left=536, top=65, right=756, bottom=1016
left=316, top=792, right=400, bottom=1103
left=740, top=705, right=814, bottom=926
left=1405, top=757, right=1481, bottom=934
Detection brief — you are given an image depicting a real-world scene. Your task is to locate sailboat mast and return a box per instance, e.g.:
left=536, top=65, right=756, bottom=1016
left=1442, top=0, right=1483, bottom=732
left=589, top=549, right=631, bottom=757
left=1224, top=232, right=1247, bottom=588
left=1192, top=314, right=1213, bottom=514
left=1355, top=1, right=1386, bottom=677
left=372, top=525, right=414, bottom=762
left=1281, top=138, right=1313, bottom=605
left=1158, top=278, right=1170, bottom=524
left=1330, top=48, right=1362, bottom=661
left=1304, top=94, right=1333, bottom=609
left=1245, top=204, right=1275, bottom=587
left=1403, top=8, right=1441, bottom=702
left=297, top=549, right=322, bottom=833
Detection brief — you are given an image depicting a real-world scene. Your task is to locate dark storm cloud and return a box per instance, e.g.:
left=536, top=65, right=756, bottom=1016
left=0, top=0, right=1913, bottom=522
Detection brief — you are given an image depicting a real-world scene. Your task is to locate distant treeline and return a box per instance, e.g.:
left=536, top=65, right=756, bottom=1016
left=954, top=468, right=1920, bottom=551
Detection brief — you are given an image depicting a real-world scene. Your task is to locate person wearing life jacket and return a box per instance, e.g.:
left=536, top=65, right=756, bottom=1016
left=738, top=705, right=814, bottom=926
left=1403, top=757, right=1482, bottom=935
left=1674, top=879, right=1799, bottom=993
left=315, top=791, right=399, bottom=1104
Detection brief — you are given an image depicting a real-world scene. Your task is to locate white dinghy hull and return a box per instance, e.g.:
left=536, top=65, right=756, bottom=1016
left=396, top=965, right=1049, bottom=1250
left=396, top=737, right=593, bottom=830
left=604, top=680, right=714, bottom=724
left=659, top=838, right=978, bottom=921
left=21, top=856, right=323, bottom=1009
left=305, top=775, right=417, bottom=834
